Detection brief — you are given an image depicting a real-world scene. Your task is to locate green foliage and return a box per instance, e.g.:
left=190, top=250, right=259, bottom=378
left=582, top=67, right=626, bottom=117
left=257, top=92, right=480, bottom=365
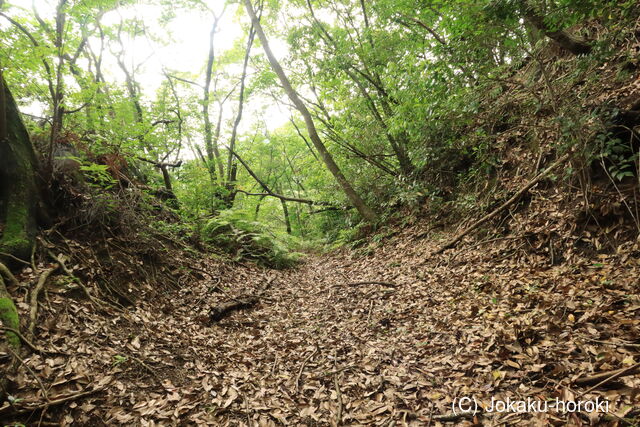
left=79, top=161, right=117, bottom=189
left=3, top=0, right=638, bottom=254
left=599, top=135, right=638, bottom=181
left=202, top=210, right=302, bottom=268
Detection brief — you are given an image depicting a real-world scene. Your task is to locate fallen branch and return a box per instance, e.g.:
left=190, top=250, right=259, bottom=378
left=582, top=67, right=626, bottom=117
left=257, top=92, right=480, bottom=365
left=575, top=362, right=640, bottom=391
left=334, top=372, right=343, bottom=426
left=209, top=278, right=274, bottom=322
left=5, top=346, right=49, bottom=402
left=209, top=297, right=259, bottom=322
left=434, top=152, right=571, bottom=254
left=431, top=412, right=478, bottom=422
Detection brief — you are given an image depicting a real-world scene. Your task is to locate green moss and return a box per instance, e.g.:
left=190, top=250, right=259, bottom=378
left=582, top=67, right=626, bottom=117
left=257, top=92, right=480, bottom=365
left=0, top=296, right=20, bottom=349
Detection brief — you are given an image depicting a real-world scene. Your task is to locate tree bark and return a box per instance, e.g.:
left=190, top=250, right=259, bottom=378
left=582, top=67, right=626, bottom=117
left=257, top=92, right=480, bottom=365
left=0, top=72, right=39, bottom=262
left=244, top=0, right=377, bottom=223
left=203, top=15, right=225, bottom=185
left=522, top=5, right=591, bottom=56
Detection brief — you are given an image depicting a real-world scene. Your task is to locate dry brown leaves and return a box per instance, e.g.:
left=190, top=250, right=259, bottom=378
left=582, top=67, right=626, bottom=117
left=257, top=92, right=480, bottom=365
left=1, top=210, right=639, bottom=426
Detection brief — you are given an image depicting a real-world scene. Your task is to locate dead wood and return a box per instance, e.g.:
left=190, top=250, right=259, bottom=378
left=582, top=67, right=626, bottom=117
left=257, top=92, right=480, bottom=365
left=209, top=296, right=259, bottom=322
left=209, top=277, right=274, bottom=322
left=575, top=362, right=640, bottom=390
left=431, top=411, right=478, bottom=422
left=334, top=372, right=343, bottom=426
left=435, top=152, right=571, bottom=254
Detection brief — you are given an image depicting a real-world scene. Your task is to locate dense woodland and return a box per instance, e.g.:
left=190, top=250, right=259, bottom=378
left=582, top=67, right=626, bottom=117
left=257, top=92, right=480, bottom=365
left=1, top=0, right=640, bottom=425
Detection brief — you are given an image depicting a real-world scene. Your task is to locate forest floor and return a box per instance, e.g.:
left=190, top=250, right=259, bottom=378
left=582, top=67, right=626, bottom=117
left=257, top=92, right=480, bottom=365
left=2, top=219, right=639, bottom=426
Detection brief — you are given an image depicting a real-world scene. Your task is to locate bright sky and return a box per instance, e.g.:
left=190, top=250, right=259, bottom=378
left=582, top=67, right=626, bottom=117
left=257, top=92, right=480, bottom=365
left=10, top=0, right=292, bottom=135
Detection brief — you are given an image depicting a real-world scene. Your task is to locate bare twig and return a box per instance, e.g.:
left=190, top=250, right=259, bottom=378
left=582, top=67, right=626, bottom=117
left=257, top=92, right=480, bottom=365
left=340, top=281, right=397, bottom=288
left=366, top=301, right=374, bottom=323
left=334, top=372, right=343, bottom=426
left=6, top=346, right=50, bottom=402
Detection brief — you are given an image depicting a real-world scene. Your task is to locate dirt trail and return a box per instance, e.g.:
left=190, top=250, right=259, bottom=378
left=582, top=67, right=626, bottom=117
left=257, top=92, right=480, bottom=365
left=2, top=225, right=639, bottom=426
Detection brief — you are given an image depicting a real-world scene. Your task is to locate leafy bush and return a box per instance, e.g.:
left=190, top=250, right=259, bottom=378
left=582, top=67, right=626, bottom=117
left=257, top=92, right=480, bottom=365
left=202, top=210, right=301, bottom=269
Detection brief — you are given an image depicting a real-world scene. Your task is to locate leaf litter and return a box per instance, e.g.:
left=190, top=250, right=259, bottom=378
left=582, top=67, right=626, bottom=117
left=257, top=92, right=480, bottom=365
left=1, top=209, right=639, bottom=426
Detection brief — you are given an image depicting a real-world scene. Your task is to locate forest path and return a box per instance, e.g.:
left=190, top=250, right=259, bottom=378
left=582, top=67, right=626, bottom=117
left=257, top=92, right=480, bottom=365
left=89, top=225, right=637, bottom=426
left=6, top=226, right=639, bottom=425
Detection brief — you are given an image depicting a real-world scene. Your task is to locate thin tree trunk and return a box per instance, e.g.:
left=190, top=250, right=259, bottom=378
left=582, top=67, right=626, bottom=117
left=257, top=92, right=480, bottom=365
left=281, top=198, right=292, bottom=234
left=244, top=0, right=377, bottom=223
left=225, top=23, right=257, bottom=206
left=203, top=16, right=225, bottom=184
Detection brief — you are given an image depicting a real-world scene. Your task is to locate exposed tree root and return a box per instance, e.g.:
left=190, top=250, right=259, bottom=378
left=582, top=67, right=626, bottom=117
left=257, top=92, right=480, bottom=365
left=28, top=265, right=58, bottom=338
left=0, top=262, right=19, bottom=288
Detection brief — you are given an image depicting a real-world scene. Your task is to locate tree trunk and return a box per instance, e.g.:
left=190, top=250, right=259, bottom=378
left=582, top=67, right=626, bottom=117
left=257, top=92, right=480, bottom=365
left=244, top=0, right=377, bottom=223
left=224, top=23, right=256, bottom=208
left=0, top=72, right=39, bottom=262
left=280, top=197, right=292, bottom=234
left=203, top=17, right=225, bottom=185
left=523, top=5, right=591, bottom=55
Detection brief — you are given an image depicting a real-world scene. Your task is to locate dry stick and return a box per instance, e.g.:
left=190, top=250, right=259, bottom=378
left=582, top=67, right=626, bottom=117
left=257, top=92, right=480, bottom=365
left=578, top=335, right=640, bottom=348
left=29, top=266, right=58, bottom=337
left=334, top=373, right=343, bottom=426
left=434, top=152, right=571, bottom=254
left=431, top=412, right=477, bottom=422
left=575, top=362, right=640, bottom=394
left=295, top=345, right=319, bottom=392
